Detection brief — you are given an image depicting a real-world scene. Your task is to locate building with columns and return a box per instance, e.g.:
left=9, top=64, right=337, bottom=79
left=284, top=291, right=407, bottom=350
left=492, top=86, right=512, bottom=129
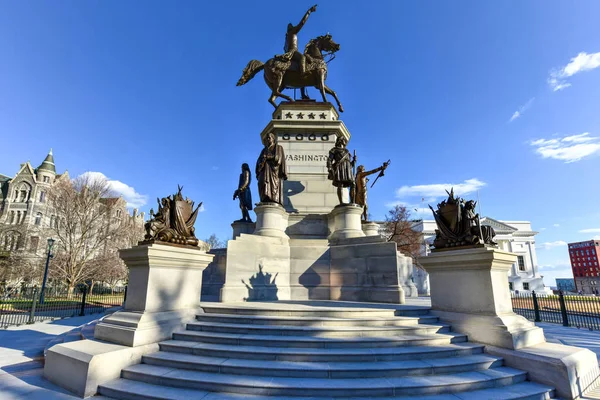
left=411, top=218, right=550, bottom=295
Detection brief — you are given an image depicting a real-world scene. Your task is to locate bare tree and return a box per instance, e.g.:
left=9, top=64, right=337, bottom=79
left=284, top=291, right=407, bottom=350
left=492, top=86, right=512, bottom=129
left=204, top=234, right=226, bottom=250
left=0, top=225, right=39, bottom=297
left=46, top=174, right=130, bottom=294
left=384, top=205, right=423, bottom=261
left=90, top=253, right=127, bottom=293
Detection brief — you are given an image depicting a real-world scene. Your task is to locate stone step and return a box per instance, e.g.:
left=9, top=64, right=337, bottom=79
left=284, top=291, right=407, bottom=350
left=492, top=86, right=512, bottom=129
left=159, top=339, right=479, bottom=362
left=172, top=329, right=467, bottom=349
left=143, top=351, right=504, bottom=378
left=195, top=312, right=440, bottom=327
left=185, top=320, right=451, bottom=337
left=200, top=304, right=398, bottom=318
left=118, top=364, right=528, bottom=397
left=99, top=379, right=555, bottom=400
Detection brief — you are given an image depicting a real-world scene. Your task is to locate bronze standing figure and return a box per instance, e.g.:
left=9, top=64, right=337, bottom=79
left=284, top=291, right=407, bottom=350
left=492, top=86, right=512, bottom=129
left=256, top=132, right=288, bottom=205
left=233, top=163, right=253, bottom=222
left=236, top=5, right=344, bottom=112
left=355, top=161, right=390, bottom=221
left=327, top=137, right=356, bottom=204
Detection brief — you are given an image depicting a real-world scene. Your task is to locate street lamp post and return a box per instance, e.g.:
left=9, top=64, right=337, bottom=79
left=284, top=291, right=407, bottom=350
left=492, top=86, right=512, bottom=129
left=39, top=238, right=55, bottom=304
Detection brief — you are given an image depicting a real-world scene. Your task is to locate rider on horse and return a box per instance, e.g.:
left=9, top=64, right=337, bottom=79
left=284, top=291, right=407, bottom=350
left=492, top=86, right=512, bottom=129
left=284, top=5, right=317, bottom=75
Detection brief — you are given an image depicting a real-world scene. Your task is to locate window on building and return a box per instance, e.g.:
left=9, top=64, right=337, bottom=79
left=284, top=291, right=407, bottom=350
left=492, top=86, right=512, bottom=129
left=19, top=190, right=27, bottom=202
left=584, top=263, right=587, bottom=266
left=29, top=236, right=39, bottom=252
left=509, top=282, right=513, bottom=290
left=39, top=191, right=45, bottom=202
left=35, top=213, right=42, bottom=226
left=43, top=176, right=49, bottom=183
left=9, top=211, right=15, bottom=224
left=523, top=282, right=530, bottom=290
left=20, top=211, right=26, bottom=224
left=517, top=256, right=525, bottom=271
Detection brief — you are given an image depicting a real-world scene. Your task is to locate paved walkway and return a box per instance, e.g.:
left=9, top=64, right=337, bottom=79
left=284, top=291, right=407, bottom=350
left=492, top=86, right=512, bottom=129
left=1, top=306, right=600, bottom=399
left=0, top=313, right=113, bottom=400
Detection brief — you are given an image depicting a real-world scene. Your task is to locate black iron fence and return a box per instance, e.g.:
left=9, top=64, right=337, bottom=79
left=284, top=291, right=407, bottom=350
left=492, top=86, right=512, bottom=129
left=512, top=291, right=600, bottom=330
left=0, top=285, right=126, bottom=328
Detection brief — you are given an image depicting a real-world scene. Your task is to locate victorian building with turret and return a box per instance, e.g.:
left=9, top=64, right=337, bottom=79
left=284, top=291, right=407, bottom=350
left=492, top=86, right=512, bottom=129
left=0, top=150, right=144, bottom=259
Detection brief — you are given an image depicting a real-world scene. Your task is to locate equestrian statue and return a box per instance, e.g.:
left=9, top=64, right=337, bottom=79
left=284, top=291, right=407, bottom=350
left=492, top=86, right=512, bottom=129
left=236, top=5, right=344, bottom=112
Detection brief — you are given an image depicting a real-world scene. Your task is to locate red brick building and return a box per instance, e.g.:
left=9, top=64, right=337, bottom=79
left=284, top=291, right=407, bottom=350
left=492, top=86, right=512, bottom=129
left=568, top=240, right=600, bottom=294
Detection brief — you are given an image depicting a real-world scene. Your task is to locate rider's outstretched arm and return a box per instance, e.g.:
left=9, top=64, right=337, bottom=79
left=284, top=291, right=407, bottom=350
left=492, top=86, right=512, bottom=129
left=293, top=5, right=317, bottom=33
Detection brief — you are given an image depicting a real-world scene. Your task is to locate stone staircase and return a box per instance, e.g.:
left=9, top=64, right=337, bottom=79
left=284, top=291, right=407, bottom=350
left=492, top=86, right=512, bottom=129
left=97, top=302, right=555, bottom=399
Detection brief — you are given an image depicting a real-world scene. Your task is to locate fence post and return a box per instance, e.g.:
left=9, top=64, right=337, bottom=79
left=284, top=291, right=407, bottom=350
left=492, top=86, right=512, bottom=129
left=28, top=287, right=38, bottom=324
left=123, top=286, right=127, bottom=307
left=532, top=291, right=541, bottom=322
left=79, top=287, right=88, bottom=317
left=558, top=290, right=569, bottom=327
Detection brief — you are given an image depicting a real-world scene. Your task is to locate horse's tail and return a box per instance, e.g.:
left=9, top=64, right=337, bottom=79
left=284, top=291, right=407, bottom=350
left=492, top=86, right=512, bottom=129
left=236, top=60, right=264, bottom=86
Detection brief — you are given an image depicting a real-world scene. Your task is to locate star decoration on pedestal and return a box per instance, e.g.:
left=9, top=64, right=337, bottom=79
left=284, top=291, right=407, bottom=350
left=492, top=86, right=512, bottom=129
left=308, top=113, right=316, bottom=119
left=296, top=112, right=304, bottom=119
left=319, top=113, right=327, bottom=119
left=285, top=112, right=293, bottom=119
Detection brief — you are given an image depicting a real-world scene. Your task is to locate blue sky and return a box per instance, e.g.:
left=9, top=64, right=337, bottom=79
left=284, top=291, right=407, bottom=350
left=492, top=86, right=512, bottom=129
left=1, top=1, right=599, bottom=286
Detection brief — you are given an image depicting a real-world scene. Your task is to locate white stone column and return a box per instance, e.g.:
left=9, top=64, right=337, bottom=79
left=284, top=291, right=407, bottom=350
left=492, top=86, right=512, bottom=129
left=231, top=220, right=255, bottom=239
left=328, top=204, right=365, bottom=240
left=253, top=202, right=289, bottom=239
left=421, top=247, right=545, bottom=350
left=94, top=243, right=214, bottom=347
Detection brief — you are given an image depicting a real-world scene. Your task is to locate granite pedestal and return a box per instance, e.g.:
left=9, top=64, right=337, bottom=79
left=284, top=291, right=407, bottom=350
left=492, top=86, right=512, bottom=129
left=421, top=246, right=600, bottom=399
left=44, top=243, right=214, bottom=397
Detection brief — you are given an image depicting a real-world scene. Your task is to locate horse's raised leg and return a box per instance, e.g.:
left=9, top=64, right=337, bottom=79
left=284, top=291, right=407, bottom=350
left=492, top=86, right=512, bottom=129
left=268, top=92, right=278, bottom=109
left=273, top=73, right=293, bottom=102
left=323, top=84, right=344, bottom=113
left=267, top=72, right=293, bottom=108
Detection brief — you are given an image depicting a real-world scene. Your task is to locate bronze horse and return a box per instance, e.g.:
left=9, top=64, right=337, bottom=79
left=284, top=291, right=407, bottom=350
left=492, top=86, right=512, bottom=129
left=236, top=34, right=344, bottom=112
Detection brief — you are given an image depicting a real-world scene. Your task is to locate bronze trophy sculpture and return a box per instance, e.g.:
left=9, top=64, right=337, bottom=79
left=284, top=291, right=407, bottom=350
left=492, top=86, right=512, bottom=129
left=143, top=186, right=202, bottom=247
left=233, top=163, right=253, bottom=222
left=429, top=188, right=497, bottom=250
left=327, top=137, right=356, bottom=204
left=236, top=5, right=345, bottom=112
left=355, top=160, right=390, bottom=221
left=256, top=132, right=288, bottom=205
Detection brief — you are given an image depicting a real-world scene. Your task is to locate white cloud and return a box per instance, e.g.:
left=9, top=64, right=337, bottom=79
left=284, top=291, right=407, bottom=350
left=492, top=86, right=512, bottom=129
left=548, top=51, right=600, bottom=91
left=553, top=223, right=560, bottom=227
left=537, top=240, right=568, bottom=250
left=539, top=263, right=571, bottom=272
left=530, top=132, right=600, bottom=163
left=385, top=201, right=431, bottom=217
left=395, top=178, right=486, bottom=200
left=579, top=228, right=600, bottom=234
left=79, top=171, right=148, bottom=209
left=509, top=98, right=534, bottom=122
